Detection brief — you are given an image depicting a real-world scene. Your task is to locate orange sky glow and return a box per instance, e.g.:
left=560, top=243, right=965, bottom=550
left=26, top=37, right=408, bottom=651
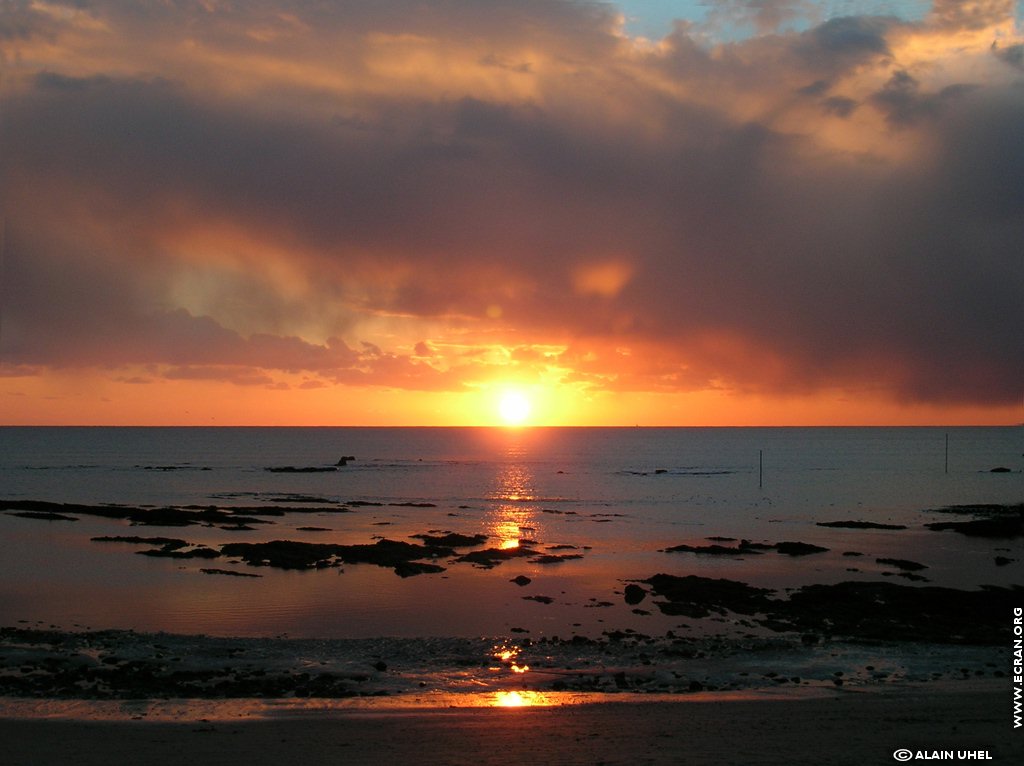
left=1, top=1, right=1021, bottom=426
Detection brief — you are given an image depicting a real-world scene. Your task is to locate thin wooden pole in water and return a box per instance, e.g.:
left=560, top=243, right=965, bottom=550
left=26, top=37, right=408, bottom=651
left=759, top=449, right=763, bottom=488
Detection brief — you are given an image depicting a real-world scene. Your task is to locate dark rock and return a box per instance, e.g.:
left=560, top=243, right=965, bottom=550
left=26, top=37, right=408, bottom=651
left=411, top=532, right=488, bottom=548
left=91, top=536, right=189, bottom=550
left=925, top=515, right=1024, bottom=538
left=220, top=537, right=452, bottom=576
left=528, top=553, right=583, bottom=564
left=199, top=568, right=262, bottom=578
left=523, top=595, right=554, bottom=604
left=929, top=503, right=1023, bottom=516
left=780, top=580, right=1021, bottom=644
left=663, top=543, right=759, bottom=556
left=640, top=570, right=1021, bottom=646
left=623, top=584, right=647, bottom=605
left=392, top=561, right=446, bottom=578
left=774, top=541, right=829, bottom=556
left=336, top=456, right=355, bottom=466
left=137, top=546, right=221, bottom=560
left=1, top=500, right=276, bottom=528
left=454, top=546, right=534, bottom=568
left=510, top=575, right=532, bottom=586
left=643, top=574, right=773, bottom=618
left=7, top=511, right=79, bottom=522
left=990, top=467, right=1011, bottom=473
left=817, top=520, right=907, bottom=530
left=876, top=557, right=927, bottom=571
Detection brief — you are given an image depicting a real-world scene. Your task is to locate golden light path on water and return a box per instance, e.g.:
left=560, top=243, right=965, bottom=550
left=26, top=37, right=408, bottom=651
left=491, top=690, right=557, bottom=708
left=486, top=439, right=541, bottom=550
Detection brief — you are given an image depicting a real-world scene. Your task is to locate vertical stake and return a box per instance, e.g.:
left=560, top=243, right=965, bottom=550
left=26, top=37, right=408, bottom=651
left=759, top=449, right=763, bottom=488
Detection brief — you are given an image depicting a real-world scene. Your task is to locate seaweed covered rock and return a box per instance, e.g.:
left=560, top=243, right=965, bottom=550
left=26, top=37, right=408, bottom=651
left=220, top=538, right=452, bottom=576
left=643, top=574, right=773, bottom=618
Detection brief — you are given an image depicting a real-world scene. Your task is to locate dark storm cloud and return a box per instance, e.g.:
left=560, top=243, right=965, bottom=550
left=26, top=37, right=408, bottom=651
left=0, top=0, right=1021, bottom=407
left=994, top=41, right=1024, bottom=67
left=794, top=15, right=895, bottom=70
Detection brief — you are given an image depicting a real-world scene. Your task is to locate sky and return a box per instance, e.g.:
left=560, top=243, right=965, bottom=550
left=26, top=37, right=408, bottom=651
left=0, top=0, right=1022, bottom=426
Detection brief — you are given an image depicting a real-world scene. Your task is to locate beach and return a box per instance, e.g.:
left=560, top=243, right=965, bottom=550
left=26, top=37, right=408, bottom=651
left=2, top=685, right=1020, bottom=766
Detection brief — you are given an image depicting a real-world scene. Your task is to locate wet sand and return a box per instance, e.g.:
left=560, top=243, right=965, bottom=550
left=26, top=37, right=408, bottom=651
left=2, top=686, right=1020, bottom=766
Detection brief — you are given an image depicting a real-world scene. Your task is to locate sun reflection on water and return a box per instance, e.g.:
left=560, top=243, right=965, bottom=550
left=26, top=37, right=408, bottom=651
left=492, top=690, right=555, bottom=707
left=494, top=690, right=528, bottom=707
left=492, top=643, right=531, bottom=674
left=488, top=460, right=542, bottom=549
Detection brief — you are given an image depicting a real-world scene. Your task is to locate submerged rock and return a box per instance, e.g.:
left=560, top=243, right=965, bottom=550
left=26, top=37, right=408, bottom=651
left=92, top=536, right=189, bottom=549
left=523, top=595, right=554, bottom=604
left=774, top=541, right=829, bottom=556
left=876, top=557, right=928, bottom=571
left=1, top=500, right=276, bottom=528
left=528, top=553, right=584, bottom=564
left=454, top=546, right=535, bottom=568
left=138, top=546, right=221, bottom=560
left=411, top=532, right=488, bottom=547
left=779, top=581, right=1019, bottom=644
left=662, top=543, right=760, bottom=556
left=816, top=520, right=907, bottom=530
left=7, top=511, right=79, bottom=522
left=623, top=584, right=647, bottom=605
left=924, top=504, right=1024, bottom=538
left=199, top=568, right=262, bottom=578
left=643, top=574, right=773, bottom=618
left=220, top=538, right=453, bottom=576
left=926, top=515, right=1024, bottom=538
left=663, top=540, right=828, bottom=556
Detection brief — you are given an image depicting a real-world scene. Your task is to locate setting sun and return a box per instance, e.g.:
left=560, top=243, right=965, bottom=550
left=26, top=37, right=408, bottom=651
left=498, top=391, right=531, bottom=426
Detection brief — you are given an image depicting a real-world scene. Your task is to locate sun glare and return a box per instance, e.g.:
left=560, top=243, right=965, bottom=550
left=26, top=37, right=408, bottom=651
left=498, top=391, right=531, bottom=426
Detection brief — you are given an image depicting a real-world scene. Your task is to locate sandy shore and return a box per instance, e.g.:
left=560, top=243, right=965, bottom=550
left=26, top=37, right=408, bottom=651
left=2, top=686, right=1021, bottom=766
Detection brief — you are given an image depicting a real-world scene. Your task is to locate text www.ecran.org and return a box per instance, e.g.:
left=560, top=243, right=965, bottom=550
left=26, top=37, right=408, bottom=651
left=1014, top=607, right=1022, bottom=729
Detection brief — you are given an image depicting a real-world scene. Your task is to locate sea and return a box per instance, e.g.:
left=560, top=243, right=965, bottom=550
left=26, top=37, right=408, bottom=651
left=0, top=426, right=1021, bottom=709
left=1, top=426, right=1020, bottom=640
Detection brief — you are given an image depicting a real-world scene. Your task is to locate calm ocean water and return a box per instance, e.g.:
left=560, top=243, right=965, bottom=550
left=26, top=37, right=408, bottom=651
left=1, top=426, right=1021, bottom=639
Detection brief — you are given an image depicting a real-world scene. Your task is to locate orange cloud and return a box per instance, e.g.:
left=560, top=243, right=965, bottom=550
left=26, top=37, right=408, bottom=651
left=1, top=1, right=1021, bottom=425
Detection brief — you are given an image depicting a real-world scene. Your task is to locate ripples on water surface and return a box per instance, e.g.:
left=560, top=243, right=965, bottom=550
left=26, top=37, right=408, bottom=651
left=0, top=427, right=1020, bottom=639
